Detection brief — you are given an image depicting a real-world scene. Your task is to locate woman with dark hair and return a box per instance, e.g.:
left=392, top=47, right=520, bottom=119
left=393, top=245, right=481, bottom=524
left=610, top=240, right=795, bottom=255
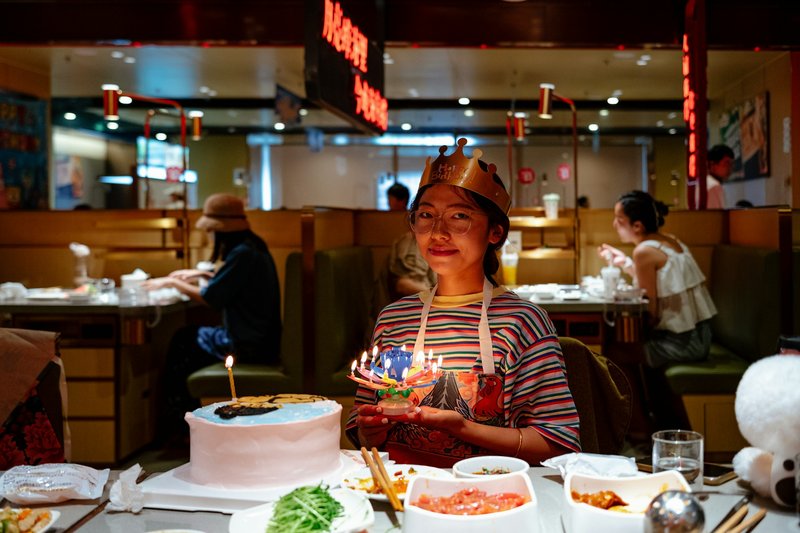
left=347, top=139, right=579, bottom=467
left=598, top=190, right=716, bottom=367
left=144, top=193, right=281, bottom=429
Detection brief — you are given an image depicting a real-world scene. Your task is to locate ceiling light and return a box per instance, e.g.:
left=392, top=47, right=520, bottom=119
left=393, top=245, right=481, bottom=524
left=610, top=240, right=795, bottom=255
left=588, top=123, right=599, bottom=132
left=668, top=128, right=677, bottom=134
left=110, top=51, right=124, bottom=59
left=513, top=111, right=527, bottom=118
left=538, top=83, right=555, bottom=119
left=408, top=88, right=419, bottom=98
left=656, top=120, right=665, bottom=127
left=199, top=86, right=210, bottom=93
left=118, top=95, right=132, bottom=104
left=106, top=121, right=119, bottom=130
left=189, top=111, right=204, bottom=140
left=155, top=132, right=167, bottom=141
left=612, top=89, right=623, bottom=97
left=208, top=90, right=218, bottom=97
left=383, top=53, right=394, bottom=65
left=636, top=59, right=648, bottom=66
left=274, top=122, right=286, bottom=131
left=464, top=109, right=475, bottom=117
left=607, top=96, right=619, bottom=105
left=640, top=54, right=651, bottom=61
left=102, top=84, right=119, bottom=120
left=401, top=123, right=412, bottom=131
left=668, top=112, right=677, bottom=119
left=599, top=109, right=610, bottom=117
left=124, top=57, right=136, bottom=64
left=299, top=108, right=309, bottom=116
left=458, top=97, right=470, bottom=106
left=64, top=112, right=77, bottom=120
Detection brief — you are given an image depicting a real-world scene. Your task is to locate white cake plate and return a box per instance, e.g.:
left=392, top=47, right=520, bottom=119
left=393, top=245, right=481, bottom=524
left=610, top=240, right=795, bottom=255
left=141, top=452, right=365, bottom=514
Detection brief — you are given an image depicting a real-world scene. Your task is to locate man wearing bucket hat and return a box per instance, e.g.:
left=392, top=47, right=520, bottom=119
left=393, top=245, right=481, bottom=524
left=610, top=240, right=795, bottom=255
left=145, top=193, right=282, bottom=426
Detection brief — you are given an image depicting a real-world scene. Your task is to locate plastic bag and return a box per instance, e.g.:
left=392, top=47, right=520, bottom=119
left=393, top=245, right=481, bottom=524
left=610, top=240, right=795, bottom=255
left=0, top=463, right=109, bottom=504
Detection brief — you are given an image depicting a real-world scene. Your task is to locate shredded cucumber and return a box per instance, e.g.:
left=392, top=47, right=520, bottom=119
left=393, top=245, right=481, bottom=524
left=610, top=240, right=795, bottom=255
left=266, top=485, right=344, bottom=533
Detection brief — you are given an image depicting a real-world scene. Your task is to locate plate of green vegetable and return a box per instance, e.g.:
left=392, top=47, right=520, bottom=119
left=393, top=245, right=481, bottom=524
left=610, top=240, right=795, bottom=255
left=228, top=485, right=373, bottom=533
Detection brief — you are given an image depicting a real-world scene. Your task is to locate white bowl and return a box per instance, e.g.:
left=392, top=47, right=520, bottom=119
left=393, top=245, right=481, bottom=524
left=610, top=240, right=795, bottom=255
left=452, top=455, right=530, bottom=478
left=403, top=472, right=540, bottom=533
left=563, top=470, right=690, bottom=533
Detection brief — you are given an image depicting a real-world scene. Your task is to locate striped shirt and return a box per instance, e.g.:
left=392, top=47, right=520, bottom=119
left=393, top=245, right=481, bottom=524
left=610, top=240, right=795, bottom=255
left=346, top=287, right=581, bottom=455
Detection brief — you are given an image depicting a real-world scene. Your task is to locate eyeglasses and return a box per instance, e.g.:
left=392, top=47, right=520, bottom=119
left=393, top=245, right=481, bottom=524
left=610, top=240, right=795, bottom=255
left=409, top=208, right=483, bottom=235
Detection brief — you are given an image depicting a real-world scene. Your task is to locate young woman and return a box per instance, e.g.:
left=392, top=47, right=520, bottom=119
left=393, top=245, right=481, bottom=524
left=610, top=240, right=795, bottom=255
left=347, top=139, right=580, bottom=467
left=144, top=193, right=282, bottom=430
left=598, top=190, right=716, bottom=368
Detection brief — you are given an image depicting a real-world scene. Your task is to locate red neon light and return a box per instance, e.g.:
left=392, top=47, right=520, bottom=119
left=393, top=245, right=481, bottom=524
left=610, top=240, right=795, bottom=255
left=322, top=0, right=368, bottom=73
left=354, top=74, right=387, bottom=131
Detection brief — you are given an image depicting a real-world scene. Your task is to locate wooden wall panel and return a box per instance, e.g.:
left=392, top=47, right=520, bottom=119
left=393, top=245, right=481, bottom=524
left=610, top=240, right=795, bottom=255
left=729, top=208, right=780, bottom=248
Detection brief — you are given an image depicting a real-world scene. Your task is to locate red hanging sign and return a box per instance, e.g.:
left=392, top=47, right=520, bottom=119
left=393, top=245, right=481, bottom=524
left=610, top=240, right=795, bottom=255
left=517, top=167, right=535, bottom=184
left=557, top=163, right=571, bottom=181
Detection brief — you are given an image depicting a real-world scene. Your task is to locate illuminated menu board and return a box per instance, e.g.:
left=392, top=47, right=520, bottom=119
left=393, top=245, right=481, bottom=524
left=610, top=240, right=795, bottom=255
left=304, top=0, right=387, bottom=134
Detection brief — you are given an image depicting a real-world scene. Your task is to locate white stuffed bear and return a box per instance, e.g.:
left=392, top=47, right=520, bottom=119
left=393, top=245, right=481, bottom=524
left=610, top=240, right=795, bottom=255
left=732, top=354, right=800, bottom=507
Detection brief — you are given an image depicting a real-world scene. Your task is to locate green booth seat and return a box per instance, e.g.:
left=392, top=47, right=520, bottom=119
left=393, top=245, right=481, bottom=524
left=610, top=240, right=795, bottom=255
left=663, top=344, right=750, bottom=396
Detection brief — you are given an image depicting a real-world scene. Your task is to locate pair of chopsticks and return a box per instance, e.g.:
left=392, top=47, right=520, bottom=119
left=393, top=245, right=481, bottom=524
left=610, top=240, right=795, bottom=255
left=360, top=446, right=404, bottom=511
left=711, top=495, right=767, bottom=533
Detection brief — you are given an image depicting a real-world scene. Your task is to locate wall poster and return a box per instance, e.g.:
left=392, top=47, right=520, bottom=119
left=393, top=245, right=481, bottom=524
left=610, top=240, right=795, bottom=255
left=718, top=91, right=769, bottom=181
left=0, top=94, right=48, bottom=209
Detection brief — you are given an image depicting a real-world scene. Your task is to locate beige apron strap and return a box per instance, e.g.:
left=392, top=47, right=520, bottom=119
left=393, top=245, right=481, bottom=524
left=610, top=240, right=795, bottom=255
left=412, top=279, right=496, bottom=375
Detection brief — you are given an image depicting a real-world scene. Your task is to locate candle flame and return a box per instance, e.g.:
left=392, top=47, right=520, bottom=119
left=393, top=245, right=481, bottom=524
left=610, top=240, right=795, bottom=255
left=372, top=345, right=379, bottom=358
left=432, top=362, right=438, bottom=374
left=351, top=359, right=357, bottom=372
left=361, top=350, right=368, bottom=362
left=401, top=344, right=406, bottom=352
left=438, top=355, right=443, bottom=368
left=385, top=358, right=392, bottom=369
left=225, top=355, right=234, bottom=369
left=428, top=349, right=433, bottom=361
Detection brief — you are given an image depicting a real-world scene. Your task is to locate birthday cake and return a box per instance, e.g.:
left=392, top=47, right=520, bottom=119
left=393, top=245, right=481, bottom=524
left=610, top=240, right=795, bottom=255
left=185, top=394, right=342, bottom=489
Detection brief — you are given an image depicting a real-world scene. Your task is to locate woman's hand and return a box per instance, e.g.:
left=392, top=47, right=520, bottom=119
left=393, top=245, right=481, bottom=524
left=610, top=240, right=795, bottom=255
left=597, top=244, right=627, bottom=267
left=141, top=277, right=172, bottom=290
left=355, top=405, right=394, bottom=449
left=168, top=269, right=205, bottom=281
left=398, top=406, right=466, bottom=434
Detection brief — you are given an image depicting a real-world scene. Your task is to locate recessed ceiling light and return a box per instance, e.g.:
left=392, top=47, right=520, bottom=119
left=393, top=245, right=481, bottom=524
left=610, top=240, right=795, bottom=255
left=274, top=122, right=286, bottom=131
left=458, top=97, right=470, bottom=106
left=640, top=54, right=652, bottom=61
left=656, top=120, right=665, bottom=127
left=124, top=57, right=136, bottom=64
left=110, top=51, right=124, bottom=59
left=119, top=96, right=132, bottom=105
left=612, top=89, right=623, bottom=97
left=636, top=59, right=648, bottom=66
left=513, top=111, right=527, bottom=118
left=199, top=86, right=210, bottom=93
left=106, top=122, right=119, bottom=130
left=299, top=108, right=309, bottom=116
left=607, top=96, right=620, bottom=105
left=668, top=128, right=677, bottom=134
left=668, top=112, right=677, bottom=119
left=401, top=123, right=412, bottom=131
left=383, top=53, right=394, bottom=65
left=155, top=132, right=167, bottom=141
left=464, top=109, right=475, bottom=117
left=64, top=112, right=77, bottom=120
left=588, top=123, right=599, bottom=132
left=408, top=88, right=419, bottom=98
left=599, top=109, right=610, bottom=117
left=208, top=90, right=218, bottom=97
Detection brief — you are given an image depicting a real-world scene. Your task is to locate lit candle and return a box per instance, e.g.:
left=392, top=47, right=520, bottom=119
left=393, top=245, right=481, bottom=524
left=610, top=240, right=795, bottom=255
left=371, top=345, right=379, bottom=363
left=350, top=359, right=357, bottom=376
left=225, top=355, right=237, bottom=400
left=360, top=350, right=368, bottom=369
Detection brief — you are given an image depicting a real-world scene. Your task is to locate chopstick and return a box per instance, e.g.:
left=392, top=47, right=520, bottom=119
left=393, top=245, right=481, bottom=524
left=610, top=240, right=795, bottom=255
left=728, top=508, right=767, bottom=533
left=711, top=493, right=752, bottom=533
left=712, top=503, right=750, bottom=533
left=360, top=446, right=403, bottom=511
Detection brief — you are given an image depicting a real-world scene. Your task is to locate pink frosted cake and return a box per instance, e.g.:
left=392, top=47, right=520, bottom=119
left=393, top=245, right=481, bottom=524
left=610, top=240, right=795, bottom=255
left=185, top=394, right=342, bottom=489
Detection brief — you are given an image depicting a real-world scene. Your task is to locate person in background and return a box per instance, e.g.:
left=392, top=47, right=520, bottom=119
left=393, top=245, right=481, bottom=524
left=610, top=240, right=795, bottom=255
left=598, top=190, right=717, bottom=368
left=577, top=195, right=590, bottom=208
left=735, top=199, right=754, bottom=208
left=144, top=193, right=282, bottom=431
left=349, top=139, right=580, bottom=467
left=387, top=182, right=410, bottom=212
left=698, top=144, right=735, bottom=209
left=164, top=185, right=186, bottom=209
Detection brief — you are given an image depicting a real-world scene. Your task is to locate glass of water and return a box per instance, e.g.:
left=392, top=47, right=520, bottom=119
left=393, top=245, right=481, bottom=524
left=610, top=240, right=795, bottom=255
left=652, top=429, right=704, bottom=491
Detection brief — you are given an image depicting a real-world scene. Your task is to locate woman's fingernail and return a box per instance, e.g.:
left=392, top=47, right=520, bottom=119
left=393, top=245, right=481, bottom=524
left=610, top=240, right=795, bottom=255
left=381, top=418, right=389, bottom=424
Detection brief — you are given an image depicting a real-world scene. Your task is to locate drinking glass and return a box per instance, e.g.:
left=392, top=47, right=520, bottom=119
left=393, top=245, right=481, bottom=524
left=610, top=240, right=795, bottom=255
left=652, top=430, right=704, bottom=491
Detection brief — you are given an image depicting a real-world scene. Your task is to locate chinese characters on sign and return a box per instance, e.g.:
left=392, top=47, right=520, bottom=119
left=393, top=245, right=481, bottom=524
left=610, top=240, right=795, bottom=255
left=354, top=74, right=388, bottom=131
left=322, top=0, right=368, bottom=73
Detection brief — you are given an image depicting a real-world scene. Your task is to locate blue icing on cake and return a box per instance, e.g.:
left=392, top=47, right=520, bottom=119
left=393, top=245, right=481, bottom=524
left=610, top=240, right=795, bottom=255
left=193, top=400, right=338, bottom=425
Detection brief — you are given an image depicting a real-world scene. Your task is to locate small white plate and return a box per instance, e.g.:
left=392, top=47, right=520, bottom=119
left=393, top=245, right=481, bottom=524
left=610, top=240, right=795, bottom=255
left=25, top=290, right=68, bottom=301
left=228, top=488, right=373, bottom=533
left=341, top=464, right=452, bottom=502
left=4, top=509, right=60, bottom=532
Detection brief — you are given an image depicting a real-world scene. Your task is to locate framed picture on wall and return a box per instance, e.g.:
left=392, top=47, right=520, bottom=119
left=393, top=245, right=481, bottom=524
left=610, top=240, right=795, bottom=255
left=718, top=91, right=769, bottom=181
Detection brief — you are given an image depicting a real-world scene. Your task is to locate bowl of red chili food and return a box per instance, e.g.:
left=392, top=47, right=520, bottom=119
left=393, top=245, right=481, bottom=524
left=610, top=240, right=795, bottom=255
left=402, top=472, right=540, bottom=532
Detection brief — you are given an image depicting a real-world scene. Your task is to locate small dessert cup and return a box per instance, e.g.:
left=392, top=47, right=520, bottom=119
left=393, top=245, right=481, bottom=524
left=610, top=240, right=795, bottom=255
left=378, top=396, right=415, bottom=416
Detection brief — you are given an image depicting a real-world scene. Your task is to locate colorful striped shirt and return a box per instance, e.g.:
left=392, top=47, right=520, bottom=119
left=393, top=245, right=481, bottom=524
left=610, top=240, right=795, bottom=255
left=345, top=287, right=581, bottom=455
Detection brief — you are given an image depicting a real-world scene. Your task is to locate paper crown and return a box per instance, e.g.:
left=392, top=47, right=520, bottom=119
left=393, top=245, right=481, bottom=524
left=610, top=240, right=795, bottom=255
left=418, top=138, right=511, bottom=214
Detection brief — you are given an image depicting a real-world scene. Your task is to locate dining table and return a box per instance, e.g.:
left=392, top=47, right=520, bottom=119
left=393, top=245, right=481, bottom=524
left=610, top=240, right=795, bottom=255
left=28, top=466, right=799, bottom=532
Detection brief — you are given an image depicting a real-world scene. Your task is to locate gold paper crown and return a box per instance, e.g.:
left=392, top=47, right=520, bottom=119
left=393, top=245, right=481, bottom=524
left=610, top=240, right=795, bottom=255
left=418, top=138, right=511, bottom=214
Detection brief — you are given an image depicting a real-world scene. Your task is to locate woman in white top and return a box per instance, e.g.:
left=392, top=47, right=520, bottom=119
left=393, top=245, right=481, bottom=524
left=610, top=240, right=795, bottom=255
left=598, top=190, right=717, bottom=367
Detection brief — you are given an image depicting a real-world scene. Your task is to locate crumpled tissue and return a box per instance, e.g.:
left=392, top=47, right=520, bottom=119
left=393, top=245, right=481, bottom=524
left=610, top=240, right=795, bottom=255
left=0, top=282, right=26, bottom=301
left=0, top=463, right=109, bottom=504
left=541, top=452, right=639, bottom=479
left=107, top=463, right=144, bottom=513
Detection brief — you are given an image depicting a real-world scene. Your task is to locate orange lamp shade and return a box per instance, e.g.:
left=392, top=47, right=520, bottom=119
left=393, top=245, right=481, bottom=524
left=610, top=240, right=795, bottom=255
left=102, top=84, right=120, bottom=120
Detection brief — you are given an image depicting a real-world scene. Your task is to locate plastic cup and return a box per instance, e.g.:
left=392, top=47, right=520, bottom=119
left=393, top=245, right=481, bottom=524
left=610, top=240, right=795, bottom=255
left=601, top=265, right=621, bottom=300
left=652, top=430, right=704, bottom=492
left=543, top=193, right=560, bottom=219
left=502, top=254, right=519, bottom=285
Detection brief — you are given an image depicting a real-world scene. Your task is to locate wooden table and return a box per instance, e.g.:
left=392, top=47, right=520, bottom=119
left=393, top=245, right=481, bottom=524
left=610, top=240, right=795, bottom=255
left=0, top=298, right=191, bottom=465
left=42, top=467, right=798, bottom=532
